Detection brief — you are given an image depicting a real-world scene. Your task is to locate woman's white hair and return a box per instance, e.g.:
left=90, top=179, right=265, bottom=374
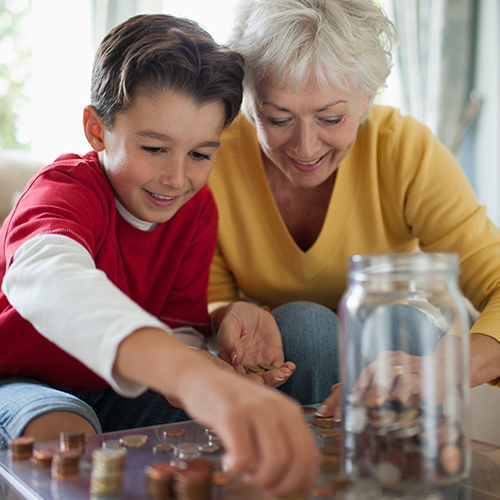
left=227, top=0, right=398, bottom=116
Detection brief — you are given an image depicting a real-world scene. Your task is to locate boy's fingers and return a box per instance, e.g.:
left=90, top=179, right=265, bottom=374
left=246, top=407, right=317, bottom=496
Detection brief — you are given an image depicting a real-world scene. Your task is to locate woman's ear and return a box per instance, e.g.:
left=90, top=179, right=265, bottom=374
left=83, top=105, right=105, bottom=151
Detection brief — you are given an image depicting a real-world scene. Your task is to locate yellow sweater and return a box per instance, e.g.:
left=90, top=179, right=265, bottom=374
left=207, top=105, right=500, bottom=343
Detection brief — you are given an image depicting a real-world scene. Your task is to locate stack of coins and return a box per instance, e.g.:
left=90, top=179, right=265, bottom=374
left=33, top=448, right=57, bottom=468
left=8, top=437, right=34, bottom=461
left=89, top=447, right=127, bottom=495
left=51, top=450, right=81, bottom=479
left=145, top=462, right=180, bottom=499
left=60, top=429, right=85, bottom=454
left=345, top=400, right=465, bottom=485
left=173, top=468, right=212, bottom=500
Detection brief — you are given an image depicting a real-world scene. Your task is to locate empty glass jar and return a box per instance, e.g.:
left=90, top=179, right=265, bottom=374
left=339, top=252, right=471, bottom=490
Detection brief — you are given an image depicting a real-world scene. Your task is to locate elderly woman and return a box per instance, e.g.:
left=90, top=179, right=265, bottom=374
left=210, top=0, right=500, bottom=411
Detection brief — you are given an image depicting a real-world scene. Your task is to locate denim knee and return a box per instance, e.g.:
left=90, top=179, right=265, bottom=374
left=272, top=301, right=339, bottom=404
left=0, top=377, right=101, bottom=449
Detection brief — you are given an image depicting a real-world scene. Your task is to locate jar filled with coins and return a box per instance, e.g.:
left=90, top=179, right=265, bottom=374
left=339, top=253, right=471, bottom=490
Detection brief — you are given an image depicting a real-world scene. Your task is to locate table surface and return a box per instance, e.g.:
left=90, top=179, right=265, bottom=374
left=1, top=413, right=499, bottom=500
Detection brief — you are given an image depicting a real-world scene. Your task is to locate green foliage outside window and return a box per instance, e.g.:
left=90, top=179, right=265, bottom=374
left=0, top=0, right=31, bottom=150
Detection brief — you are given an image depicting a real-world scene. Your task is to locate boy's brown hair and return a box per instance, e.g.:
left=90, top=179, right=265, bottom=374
left=91, top=14, right=244, bottom=129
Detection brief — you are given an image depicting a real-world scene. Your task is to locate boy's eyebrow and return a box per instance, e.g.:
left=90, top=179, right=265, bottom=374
left=136, top=130, right=221, bottom=148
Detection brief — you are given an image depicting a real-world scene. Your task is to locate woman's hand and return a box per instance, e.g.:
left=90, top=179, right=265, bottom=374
left=317, top=336, right=464, bottom=418
left=215, top=302, right=295, bottom=388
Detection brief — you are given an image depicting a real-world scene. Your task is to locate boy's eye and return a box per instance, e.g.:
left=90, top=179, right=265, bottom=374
left=142, top=146, right=164, bottom=156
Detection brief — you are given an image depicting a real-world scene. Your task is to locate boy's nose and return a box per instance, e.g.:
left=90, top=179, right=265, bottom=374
left=159, top=160, right=187, bottom=190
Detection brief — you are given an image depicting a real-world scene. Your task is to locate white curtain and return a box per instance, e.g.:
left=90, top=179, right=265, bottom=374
left=389, top=0, right=477, bottom=151
left=30, top=0, right=237, bottom=163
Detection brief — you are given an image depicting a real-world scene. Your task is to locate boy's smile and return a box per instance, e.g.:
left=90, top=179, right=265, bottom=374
left=90, top=89, right=226, bottom=224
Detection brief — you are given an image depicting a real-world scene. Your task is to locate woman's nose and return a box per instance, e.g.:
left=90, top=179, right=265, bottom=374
left=291, top=122, right=322, bottom=159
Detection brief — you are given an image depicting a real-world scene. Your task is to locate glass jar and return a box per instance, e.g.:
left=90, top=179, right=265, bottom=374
left=339, top=252, right=471, bottom=490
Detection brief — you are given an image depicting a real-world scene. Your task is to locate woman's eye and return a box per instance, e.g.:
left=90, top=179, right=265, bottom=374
left=268, top=118, right=290, bottom=127
left=190, top=151, right=211, bottom=161
left=322, top=117, right=343, bottom=126
left=142, top=146, right=164, bottom=156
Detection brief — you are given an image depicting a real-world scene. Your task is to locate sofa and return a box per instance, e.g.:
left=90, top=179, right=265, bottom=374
left=0, top=149, right=45, bottom=224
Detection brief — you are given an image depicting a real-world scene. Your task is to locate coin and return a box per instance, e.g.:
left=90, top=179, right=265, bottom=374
left=317, top=455, right=339, bottom=472
left=163, top=428, right=186, bottom=437
left=301, top=406, right=317, bottom=414
left=9, top=436, right=35, bottom=461
left=247, top=365, right=266, bottom=373
left=197, top=442, right=221, bottom=454
left=119, top=434, right=148, bottom=448
left=331, top=478, right=352, bottom=490
left=259, top=363, right=275, bottom=371
left=311, top=486, right=334, bottom=497
left=312, top=418, right=333, bottom=429
left=33, top=448, right=56, bottom=468
left=317, top=428, right=340, bottom=438
left=153, top=443, right=174, bottom=454
left=60, top=429, right=85, bottom=453
left=174, top=442, right=200, bottom=460
left=212, top=470, right=233, bottom=486
left=51, top=451, right=81, bottom=480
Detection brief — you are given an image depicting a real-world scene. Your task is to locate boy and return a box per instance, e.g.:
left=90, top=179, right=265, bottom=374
left=0, top=15, right=316, bottom=496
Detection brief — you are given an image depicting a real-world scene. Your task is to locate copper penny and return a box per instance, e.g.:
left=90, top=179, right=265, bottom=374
left=317, top=455, right=339, bottom=471
left=311, top=486, right=334, bottom=497
left=317, top=428, right=340, bottom=438
left=331, top=478, right=352, bottom=490
left=312, top=419, right=333, bottom=428
left=212, top=470, right=233, bottom=486
left=302, top=406, right=317, bottom=414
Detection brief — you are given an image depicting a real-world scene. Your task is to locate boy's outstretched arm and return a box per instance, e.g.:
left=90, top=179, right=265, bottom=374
left=115, top=327, right=318, bottom=497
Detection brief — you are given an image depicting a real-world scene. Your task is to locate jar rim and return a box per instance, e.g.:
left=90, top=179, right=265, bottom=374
left=348, top=252, right=460, bottom=280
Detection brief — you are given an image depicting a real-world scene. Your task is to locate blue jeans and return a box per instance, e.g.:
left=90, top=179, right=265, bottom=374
left=0, top=377, right=189, bottom=450
left=272, top=301, right=339, bottom=405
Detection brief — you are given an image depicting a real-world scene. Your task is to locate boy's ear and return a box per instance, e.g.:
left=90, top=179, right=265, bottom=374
left=83, top=105, right=105, bottom=151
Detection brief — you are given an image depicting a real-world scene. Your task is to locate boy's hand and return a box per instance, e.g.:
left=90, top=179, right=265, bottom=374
left=215, top=302, right=295, bottom=388
left=180, top=371, right=318, bottom=498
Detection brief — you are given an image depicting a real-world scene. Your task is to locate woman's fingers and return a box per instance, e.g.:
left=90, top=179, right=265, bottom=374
left=316, top=383, right=341, bottom=418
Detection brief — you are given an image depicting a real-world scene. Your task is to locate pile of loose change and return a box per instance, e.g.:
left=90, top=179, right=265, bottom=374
left=146, top=459, right=216, bottom=500
left=302, top=407, right=354, bottom=497
left=344, top=399, right=465, bottom=486
left=246, top=363, right=275, bottom=374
